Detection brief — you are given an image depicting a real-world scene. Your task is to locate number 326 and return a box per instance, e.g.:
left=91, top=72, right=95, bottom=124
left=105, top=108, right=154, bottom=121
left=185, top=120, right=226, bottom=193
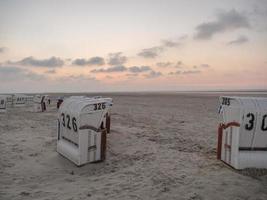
left=61, top=113, right=78, bottom=132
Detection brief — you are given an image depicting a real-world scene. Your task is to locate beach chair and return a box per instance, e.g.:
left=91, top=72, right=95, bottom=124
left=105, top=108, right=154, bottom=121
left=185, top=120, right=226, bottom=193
left=57, top=96, right=113, bottom=166
left=0, top=95, right=7, bottom=113
left=217, top=96, right=267, bottom=169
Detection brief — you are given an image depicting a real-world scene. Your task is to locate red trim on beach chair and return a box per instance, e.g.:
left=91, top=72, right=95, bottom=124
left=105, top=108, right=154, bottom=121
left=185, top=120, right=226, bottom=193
left=217, top=122, right=240, bottom=160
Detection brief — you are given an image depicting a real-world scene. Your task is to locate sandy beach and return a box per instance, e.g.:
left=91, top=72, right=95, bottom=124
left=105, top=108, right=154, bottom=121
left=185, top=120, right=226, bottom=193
left=1, top=92, right=267, bottom=200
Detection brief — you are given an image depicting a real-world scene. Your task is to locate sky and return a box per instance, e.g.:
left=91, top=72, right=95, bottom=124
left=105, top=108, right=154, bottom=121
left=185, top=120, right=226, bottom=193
left=0, top=0, right=266, bottom=93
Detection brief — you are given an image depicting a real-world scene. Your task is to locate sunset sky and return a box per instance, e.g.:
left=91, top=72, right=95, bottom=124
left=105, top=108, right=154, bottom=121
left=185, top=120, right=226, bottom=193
left=0, top=0, right=266, bottom=93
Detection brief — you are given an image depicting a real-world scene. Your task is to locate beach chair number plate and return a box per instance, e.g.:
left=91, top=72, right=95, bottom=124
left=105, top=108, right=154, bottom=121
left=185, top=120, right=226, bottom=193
left=93, top=103, right=106, bottom=111
left=61, top=113, right=78, bottom=132
left=244, top=113, right=267, bottom=131
left=222, top=97, right=230, bottom=106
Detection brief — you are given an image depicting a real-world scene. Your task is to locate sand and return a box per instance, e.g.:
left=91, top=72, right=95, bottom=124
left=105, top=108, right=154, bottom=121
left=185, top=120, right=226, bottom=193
left=1, top=92, right=267, bottom=200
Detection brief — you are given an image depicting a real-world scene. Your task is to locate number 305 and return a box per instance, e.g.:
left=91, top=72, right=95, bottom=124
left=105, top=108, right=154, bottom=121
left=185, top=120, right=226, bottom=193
left=61, top=113, right=78, bottom=132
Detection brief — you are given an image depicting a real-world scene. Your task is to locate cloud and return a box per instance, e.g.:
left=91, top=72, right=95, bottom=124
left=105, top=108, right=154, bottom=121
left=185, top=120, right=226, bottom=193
left=169, top=70, right=181, bottom=75
left=0, top=65, right=46, bottom=81
left=251, top=3, right=267, bottom=16
left=195, top=9, right=250, bottom=40
left=105, top=75, right=113, bottom=79
left=156, top=62, right=173, bottom=67
left=144, top=70, right=162, bottom=78
left=128, top=66, right=151, bottom=73
left=137, top=46, right=164, bottom=58
left=246, top=3, right=267, bottom=32
left=68, top=75, right=96, bottom=81
left=45, top=69, right=56, bottom=74
left=169, top=70, right=201, bottom=75
left=91, top=65, right=152, bottom=74
left=194, top=64, right=210, bottom=69
left=126, top=73, right=139, bottom=77
left=179, top=35, right=188, bottom=40
left=182, top=70, right=201, bottom=74
left=108, top=52, right=127, bottom=65
left=72, top=57, right=105, bottom=66
left=24, top=72, right=46, bottom=80
left=0, top=47, right=7, bottom=53
left=200, top=64, right=210, bottom=68
left=227, top=35, right=249, bottom=45
left=161, top=39, right=181, bottom=47
left=58, top=74, right=96, bottom=82
left=138, top=39, right=182, bottom=59
left=9, top=56, right=64, bottom=68
left=175, top=61, right=184, bottom=68
left=138, top=37, right=183, bottom=59
left=158, top=61, right=208, bottom=70
left=91, top=65, right=127, bottom=73
left=156, top=61, right=186, bottom=68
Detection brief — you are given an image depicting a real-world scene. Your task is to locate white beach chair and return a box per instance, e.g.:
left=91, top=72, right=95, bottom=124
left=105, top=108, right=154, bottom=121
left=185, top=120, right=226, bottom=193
left=57, top=96, right=113, bottom=166
left=217, top=96, right=267, bottom=169
left=0, top=95, right=7, bottom=113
